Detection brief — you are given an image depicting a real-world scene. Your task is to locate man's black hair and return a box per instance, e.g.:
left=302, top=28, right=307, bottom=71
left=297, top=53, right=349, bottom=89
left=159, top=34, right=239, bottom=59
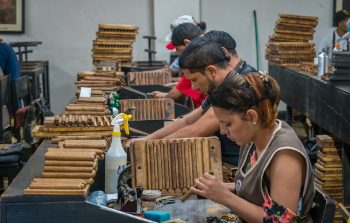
left=334, top=10, right=350, bottom=27
left=178, top=36, right=229, bottom=75
left=204, top=30, right=237, bottom=56
left=172, top=23, right=203, bottom=47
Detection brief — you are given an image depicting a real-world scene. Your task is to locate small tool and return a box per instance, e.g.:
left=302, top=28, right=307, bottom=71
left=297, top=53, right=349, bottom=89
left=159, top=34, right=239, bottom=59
left=154, top=198, right=175, bottom=210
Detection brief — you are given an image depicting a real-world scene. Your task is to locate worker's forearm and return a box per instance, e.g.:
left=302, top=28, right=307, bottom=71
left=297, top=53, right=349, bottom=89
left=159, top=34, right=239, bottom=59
left=165, top=124, right=213, bottom=139
left=222, top=193, right=265, bottom=223
left=143, top=118, right=188, bottom=140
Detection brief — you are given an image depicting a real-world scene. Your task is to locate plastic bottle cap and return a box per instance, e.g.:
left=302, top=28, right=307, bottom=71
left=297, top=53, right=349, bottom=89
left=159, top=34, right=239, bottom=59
left=335, top=44, right=340, bottom=47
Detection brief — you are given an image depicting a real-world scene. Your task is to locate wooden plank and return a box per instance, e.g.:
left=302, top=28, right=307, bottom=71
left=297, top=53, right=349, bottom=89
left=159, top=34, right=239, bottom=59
left=184, top=139, right=191, bottom=190
left=315, top=169, right=342, bottom=181
left=315, top=163, right=342, bottom=173
left=130, top=142, right=136, bottom=188
left=196, top=138, right=204, bottom=179
left=154, top=140, right=159, bottom=190
left=317, top=159, right=342, bottom=168
left=315, top=178, right=342, bottom=187
left=148, top=141, right=155, bottom=190
left=209, top=138, right=223, bottom=182
left=162, top=140, right=170, bottom=193
left=277, top=18, right=318, bottom=26
left=176, top=139, right=184, bottom=193
left=168, top=140, right=175, bottom=193
left=318, top=150, right=341, bottom=158
left=202, top=138, right=211, bottom=174
left=316, top=135, right=342, bottom=148
left=190, top=139, right=198, bottom=182
left=24, top=185, right=89, bottom=195
left=134, top=141, right=148, bottom=189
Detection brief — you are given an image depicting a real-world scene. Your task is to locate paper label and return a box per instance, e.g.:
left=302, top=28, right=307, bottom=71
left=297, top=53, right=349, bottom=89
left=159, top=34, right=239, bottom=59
left=80, top=87, right=91, bottom=98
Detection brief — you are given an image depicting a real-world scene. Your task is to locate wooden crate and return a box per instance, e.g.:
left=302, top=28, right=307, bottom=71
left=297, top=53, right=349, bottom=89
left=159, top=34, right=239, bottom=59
left=316, top=135, right=342, bottom=149
left=275, top=23, right=315, bottom=33
left=269, top=42, right=315, bottom=52
left=92, top=41, right=133, bottom=52
left=273, top=33, right=313, bottom=41
left=278, top=14, right=318, bottom=21
left=130, top=137, right=223, bottom=194
left=119, top=99, right=175, bottom=120
left=277, top=18, right=318, bottom=26
left=127, top=71, right=172, bottom=86
left=96, top=36, right=136, bottom=43
left=98, top=24, right=139, bottom=36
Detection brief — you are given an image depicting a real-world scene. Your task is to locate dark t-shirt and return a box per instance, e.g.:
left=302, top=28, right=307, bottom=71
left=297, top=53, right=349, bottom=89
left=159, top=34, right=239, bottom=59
left=0, top=43, right=21, bottom=80
left=202, top=61, right=257, bottom=166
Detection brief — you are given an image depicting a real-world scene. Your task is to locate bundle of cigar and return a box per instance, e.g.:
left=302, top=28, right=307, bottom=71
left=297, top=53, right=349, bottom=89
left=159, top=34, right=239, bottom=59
left=52, top=135, right=102, bottom=144
left=24, top=149, right=99, bottom=195
left=65, top=104, right=109, bottom=116
left=266, top=14, right=318, bottom=66
left=46, top=115, right=113, bottom=129
left=75, top=97, right=107, bottom=105
left=92, top=24, right=139, bottom=66
left=314, top=135, right=343, bottom=223
left=130, top=137, right=223, bottom=194
left=77, top=70, right=125, bottom=81
left=57, top=139, right=108, bottom=154
left=127, top=71, right=172, bottom=86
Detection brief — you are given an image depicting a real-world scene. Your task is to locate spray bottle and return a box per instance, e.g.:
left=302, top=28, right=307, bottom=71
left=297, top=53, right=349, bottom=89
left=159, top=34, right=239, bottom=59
left=105, top=113, right=132, bottom=194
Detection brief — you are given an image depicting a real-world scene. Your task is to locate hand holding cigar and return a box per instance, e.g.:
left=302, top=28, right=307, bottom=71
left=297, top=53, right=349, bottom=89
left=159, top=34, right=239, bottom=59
left=180, top=170, right=214, bottom=202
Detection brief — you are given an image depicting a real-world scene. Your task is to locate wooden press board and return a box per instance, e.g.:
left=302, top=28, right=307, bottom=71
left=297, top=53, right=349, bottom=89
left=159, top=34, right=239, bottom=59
left=127, top=71, right=172, bottom=86
left=269, top=42, right=315, bottom=51
left=316, top=135, right=342, bottom=148
left=273, top=33, right=313, bottom=41
left=130, top=137, right=223, bottom=194
left=119, top=98, right=175, bottom=120
left=24, top=185, right=90, bottom=195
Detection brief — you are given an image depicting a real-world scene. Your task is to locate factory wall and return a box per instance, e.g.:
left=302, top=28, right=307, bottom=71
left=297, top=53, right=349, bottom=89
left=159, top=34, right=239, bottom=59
left=2, top=0, right=335, bottom=113
left=2, top=0, right=155, bottom=114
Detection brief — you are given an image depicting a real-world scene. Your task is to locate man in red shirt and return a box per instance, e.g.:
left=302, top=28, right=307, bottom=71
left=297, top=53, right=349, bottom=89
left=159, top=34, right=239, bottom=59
left=152, top=23, right=206, bottom=108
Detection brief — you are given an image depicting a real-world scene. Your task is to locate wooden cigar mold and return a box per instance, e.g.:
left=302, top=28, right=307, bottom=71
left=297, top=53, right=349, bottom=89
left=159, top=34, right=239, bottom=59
left=119, top=99, right=175, bottom=120
left=44, top=115, right=113, bottom=131
left=130, top=137, right=223, bottom=194
left=127, top=71, right=172, bottom=86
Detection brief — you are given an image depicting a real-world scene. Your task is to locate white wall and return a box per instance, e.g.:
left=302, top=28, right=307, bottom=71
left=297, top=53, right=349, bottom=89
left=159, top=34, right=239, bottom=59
left=154, top=0, right=200, bottom=61
left=200, top=0, right=334, bottom=110
left=2, top=0, right=154, bottom=114
left=2, top=0, right=336, bottom=113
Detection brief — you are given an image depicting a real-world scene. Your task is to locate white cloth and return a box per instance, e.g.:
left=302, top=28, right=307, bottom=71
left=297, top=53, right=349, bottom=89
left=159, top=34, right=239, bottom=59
left=319, top=30, right=350, bottom=57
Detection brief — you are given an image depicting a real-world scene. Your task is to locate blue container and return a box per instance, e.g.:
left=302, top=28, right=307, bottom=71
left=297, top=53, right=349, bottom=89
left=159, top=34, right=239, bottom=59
left=90, top=190, right=107, bottom=206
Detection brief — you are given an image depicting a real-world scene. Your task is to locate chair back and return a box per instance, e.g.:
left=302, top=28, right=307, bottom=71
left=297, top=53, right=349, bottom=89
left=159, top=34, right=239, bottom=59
left=12, top=75, right=32, bottom=114
left=0, top=75, right=11, bottom=143
left=310, top=185, right=337, bottom=223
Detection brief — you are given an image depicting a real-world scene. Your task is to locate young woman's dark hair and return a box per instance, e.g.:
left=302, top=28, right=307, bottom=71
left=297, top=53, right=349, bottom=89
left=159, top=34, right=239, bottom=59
left=211, top=72, right=281, bottom=129
left=197, top=21, right=206, bottom=32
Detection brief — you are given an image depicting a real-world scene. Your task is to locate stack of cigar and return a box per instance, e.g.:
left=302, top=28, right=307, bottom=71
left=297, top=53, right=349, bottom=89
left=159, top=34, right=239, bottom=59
left=75, top=76, right=123, bottom=95
left=57, top=139, right=108, bottom=154
left=24, top=149, right=99, bottom=195
left=314, top=135, right=343, bottom=223
left=266, top=14, right=318, bottom=66
left=92, top=24, right=139, bottom=66
left=52, top=135, right=102, bottom=144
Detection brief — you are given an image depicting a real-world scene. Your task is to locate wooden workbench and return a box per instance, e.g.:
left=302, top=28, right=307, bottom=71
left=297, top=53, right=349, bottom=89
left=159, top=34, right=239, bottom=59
left=269, top=65, right=350, bottom=221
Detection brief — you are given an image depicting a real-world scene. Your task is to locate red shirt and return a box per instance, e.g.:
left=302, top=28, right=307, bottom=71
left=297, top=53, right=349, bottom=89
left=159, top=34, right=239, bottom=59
left=175, top=75, right=206, bottom=108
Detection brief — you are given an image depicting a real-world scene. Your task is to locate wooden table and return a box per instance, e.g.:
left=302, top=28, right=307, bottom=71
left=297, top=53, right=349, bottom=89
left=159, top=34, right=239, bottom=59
left=1, top=140, right=232, bottom=223
left=269, top=65, right=350, bottom=221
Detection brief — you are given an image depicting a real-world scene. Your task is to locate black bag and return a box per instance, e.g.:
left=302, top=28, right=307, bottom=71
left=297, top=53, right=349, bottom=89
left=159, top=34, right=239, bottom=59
left=304, top=137, right=318, bottom=161
left=23, top=97, right=54, bottom=148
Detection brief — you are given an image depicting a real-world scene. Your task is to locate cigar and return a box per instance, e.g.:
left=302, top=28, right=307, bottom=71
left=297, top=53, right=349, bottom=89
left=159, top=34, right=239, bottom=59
left=74, top=115, right=79, bottom=126
left=180, top=170, right=214, bottom=203
left=68, top=115, right=73, bottom=126
left=61, top=115, right=66, bottom=126
left=54, top=115, right=60, bottom=126
left=87, top=115, right=92, bottom=125
left=81, top=115, right=86, bottom=125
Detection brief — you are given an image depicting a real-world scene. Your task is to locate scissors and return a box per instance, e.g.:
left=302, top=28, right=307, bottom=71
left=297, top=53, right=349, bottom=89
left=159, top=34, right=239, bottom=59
left=154, top=198, right=175, bottom=210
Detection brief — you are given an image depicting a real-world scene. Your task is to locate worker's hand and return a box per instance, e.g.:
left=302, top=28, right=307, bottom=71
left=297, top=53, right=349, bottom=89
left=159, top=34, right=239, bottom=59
left=191, top=173, right=232, bottom=204
left=151, top=91, right=167, bottom=98
left=221, top=182, right=236, bottom=194
left=163, top=82, right=178, bottom=88
left=123, top=137, right=145, bottom=151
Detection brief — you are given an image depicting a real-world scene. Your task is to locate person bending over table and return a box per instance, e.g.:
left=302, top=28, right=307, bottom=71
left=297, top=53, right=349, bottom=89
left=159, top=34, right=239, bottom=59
left=125, top=37, right=256, bottom=166
left=151, top=23, right=206, bottom=108
left=191, top=72, right=315, bottom=223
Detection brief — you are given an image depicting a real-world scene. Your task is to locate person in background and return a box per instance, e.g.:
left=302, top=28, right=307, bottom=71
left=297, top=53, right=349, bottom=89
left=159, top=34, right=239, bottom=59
left=192, top=72, right=315, bottom=222
left=0, top=36, right=20, bottom=80
left=152, top=23, right=207, bottom=108
left=319, top=10, right=350, bottom=57
left=125, top=37, right=256, bottom=166
left=154, top=15, right=206, bottom=79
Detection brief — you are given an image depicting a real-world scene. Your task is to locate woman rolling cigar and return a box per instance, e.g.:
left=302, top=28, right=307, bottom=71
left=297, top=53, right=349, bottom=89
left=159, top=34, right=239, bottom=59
left=191, top=72, right=315, bottom=223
